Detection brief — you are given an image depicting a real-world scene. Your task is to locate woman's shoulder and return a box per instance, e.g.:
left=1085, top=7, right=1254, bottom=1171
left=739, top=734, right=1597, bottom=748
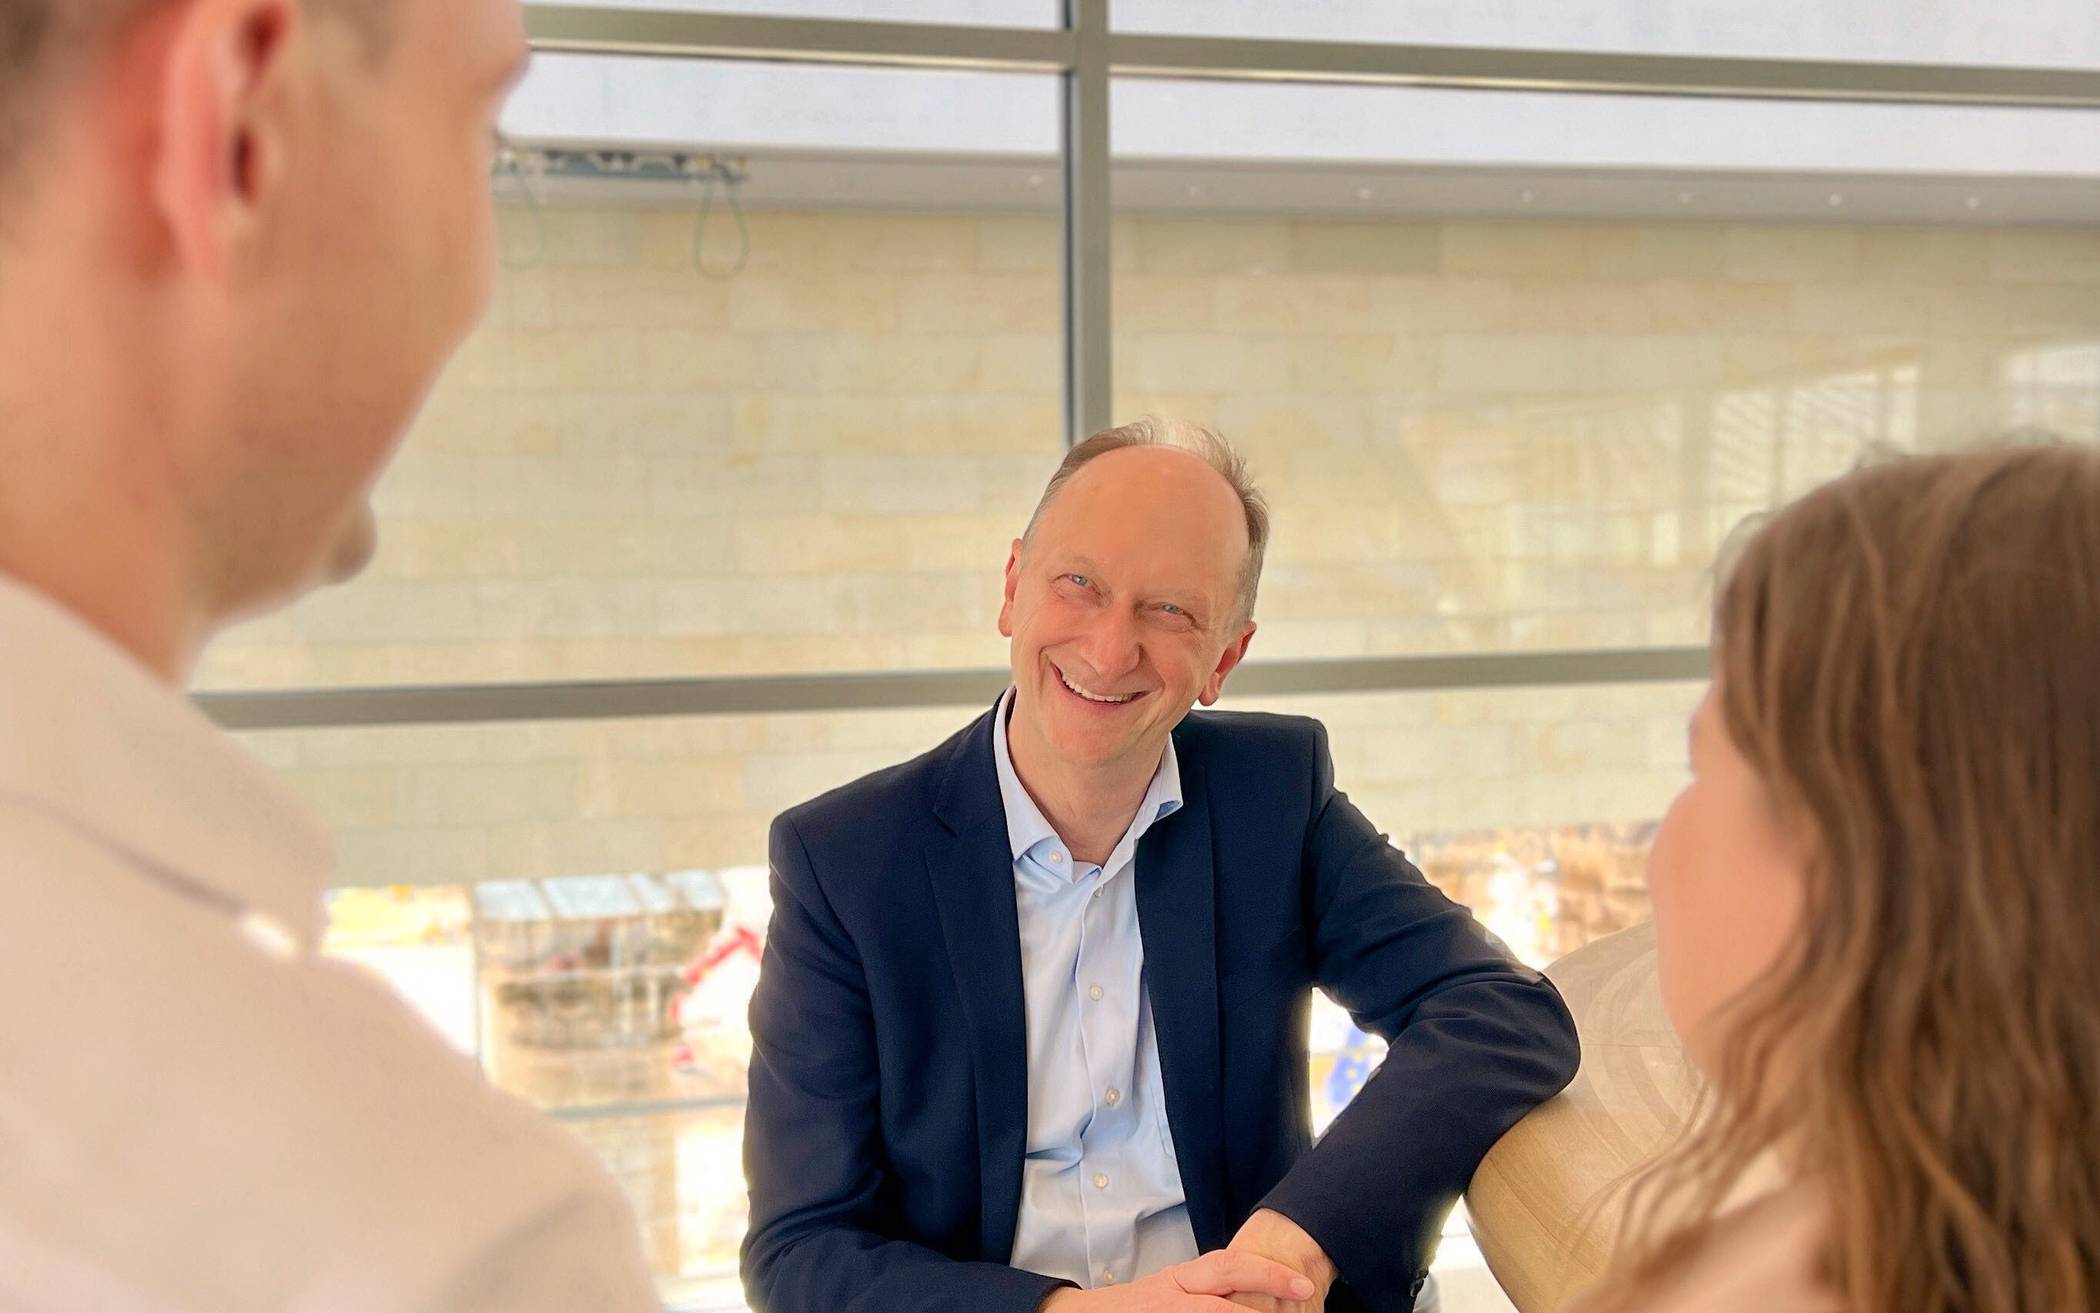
left=1566, top=1184, right=1845, bottom=1313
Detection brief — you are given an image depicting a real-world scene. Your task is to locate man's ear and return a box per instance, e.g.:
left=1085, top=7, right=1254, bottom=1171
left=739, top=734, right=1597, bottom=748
left=151, top=0, right=300, bottom=279
left=997, top=537, right=1023, bottom=638
left=1198, top=621, right=1256, bottom=707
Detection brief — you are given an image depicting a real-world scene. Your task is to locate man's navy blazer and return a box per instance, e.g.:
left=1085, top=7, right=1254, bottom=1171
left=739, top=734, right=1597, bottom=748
left=742, top=703, right=1580, bottom=1313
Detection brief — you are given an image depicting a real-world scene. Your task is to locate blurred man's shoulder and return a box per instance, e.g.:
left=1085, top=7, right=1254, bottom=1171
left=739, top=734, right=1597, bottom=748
left=0, top=798, right=645, bottom=1309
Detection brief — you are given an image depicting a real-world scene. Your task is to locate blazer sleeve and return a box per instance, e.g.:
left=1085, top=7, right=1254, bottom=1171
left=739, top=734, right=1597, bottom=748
left=740, top=814, right=1073, bottom=1313
left=1256, top=722, right=1581, bottom=1312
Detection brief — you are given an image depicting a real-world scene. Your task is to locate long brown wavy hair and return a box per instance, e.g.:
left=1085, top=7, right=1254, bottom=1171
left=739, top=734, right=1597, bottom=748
left=1589, top=441, right=2100, bottom=1313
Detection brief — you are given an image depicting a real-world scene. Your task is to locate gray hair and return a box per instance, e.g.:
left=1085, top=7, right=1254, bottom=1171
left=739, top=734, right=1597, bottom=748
left=1022, top=416, right=1269, bottom=627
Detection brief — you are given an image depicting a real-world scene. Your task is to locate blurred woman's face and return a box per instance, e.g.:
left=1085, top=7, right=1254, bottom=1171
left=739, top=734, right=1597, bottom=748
left=1647, top=686, right=1809, bottom=1074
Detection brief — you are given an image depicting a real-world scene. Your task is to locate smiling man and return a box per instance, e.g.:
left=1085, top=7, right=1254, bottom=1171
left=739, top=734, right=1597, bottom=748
left=743, top=419, right=1581, bottom=1313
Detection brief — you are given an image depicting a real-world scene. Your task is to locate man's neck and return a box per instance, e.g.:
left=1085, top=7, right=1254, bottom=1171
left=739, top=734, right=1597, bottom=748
left=0, top=239, right=204, bottom=686
left=1005, top=712, right=1161, bottom=867
left=0, top=524, right=199, bottom=687
left=0, top=398, right=200, bottom=685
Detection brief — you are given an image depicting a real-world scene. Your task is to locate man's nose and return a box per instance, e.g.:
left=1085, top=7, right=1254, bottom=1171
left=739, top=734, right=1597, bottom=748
left=1075, top=609, right=1142, bottom=683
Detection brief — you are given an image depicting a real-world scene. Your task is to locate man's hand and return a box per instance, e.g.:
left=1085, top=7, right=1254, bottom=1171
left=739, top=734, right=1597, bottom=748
left=1222, top=1209, right=1337, bottom=1313
left=1038, top=1249, right=1318, bottom=1312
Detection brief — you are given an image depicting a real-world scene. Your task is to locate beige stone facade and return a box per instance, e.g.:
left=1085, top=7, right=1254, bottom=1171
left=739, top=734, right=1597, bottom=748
left=206, top=206, right=2098, bottom=893
left=239, top=680, right=1698, bottom=901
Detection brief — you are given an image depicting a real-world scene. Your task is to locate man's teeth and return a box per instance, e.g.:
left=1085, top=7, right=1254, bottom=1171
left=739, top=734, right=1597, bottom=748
left=1059, top=670, right=1135, bottom=704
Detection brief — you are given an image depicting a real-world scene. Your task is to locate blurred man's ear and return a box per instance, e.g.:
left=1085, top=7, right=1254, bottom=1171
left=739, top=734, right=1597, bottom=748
left=997, top=537, right=1024, bottom=638
left=150, top=0, right=300, bottom=280
left=1198, top=622, right=1256, bottom=707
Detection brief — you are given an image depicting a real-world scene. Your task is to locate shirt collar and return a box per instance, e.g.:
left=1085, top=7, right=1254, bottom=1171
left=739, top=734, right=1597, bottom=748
left=0, top=576, right=333, bottom=949
left=991, top=686, right=1183, bottom=875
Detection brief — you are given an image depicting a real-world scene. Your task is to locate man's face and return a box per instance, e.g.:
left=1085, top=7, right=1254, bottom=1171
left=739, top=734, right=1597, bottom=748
left=999, top=447, right=1257, bottom=776
left=197, top=0, right=528, bottom=619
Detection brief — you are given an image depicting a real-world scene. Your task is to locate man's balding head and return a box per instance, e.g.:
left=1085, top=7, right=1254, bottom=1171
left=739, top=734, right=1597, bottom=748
left=997, top=418, right=1267, bottom=778
left=1024, top=417, right=1270, bottom=628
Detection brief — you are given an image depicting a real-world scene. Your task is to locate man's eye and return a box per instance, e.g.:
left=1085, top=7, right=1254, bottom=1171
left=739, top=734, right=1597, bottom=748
left=1064, top=574, right=1090, bottom=588
left=1160, top=604, right=1187, bottom=617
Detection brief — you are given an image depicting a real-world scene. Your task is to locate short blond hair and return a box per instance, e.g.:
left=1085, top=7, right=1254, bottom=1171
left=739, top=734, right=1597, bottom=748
left=1024, top=417, right=1269, bottom=626
left=0, top=0, right=392, bottom=188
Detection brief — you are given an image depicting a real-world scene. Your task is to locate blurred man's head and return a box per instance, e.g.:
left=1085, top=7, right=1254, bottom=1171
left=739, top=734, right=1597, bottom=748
left=0, top=0, right=528, bottom=676
left=998, top=419, right=1266, bottom=781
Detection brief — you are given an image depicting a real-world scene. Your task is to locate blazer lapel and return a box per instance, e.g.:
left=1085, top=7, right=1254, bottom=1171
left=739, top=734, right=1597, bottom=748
left=926, top=707, right=1031, bottom=1263
left=1136, top=751, right=1230, bottom=1251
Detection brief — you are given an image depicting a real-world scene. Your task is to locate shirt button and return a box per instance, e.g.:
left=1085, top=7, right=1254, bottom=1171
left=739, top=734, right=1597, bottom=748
left=1102, top=1272, right=1117, bottom=1285
left=1092, top=1173, right=1109, bottom=1190
left=1088, top=985, right=1104, bottom=1002
left=1049, top=850, right=1064, bottom=865
left=1105, top=1087, right=1121, bottom=1107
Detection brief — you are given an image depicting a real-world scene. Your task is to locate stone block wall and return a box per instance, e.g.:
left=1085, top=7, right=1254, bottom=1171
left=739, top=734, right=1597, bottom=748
left=203, top=206, right=2099, bottom=906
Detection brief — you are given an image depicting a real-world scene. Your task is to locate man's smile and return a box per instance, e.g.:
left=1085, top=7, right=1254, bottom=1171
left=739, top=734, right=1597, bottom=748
left=1052, top=662, right=1144, bottom=707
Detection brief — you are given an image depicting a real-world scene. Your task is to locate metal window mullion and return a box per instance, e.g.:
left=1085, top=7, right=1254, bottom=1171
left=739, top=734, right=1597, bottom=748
left=195, top=650, right=1710, bottom=732
left=524, top=4, right=1075, bottom=72
left=1062, top=0, right=1112, bottom=445
left=519, top=6, right=2100, bottom=109
left=1104, top=32, right=2100, bottom=109
left=544, top=1092, right=749, bottom=1123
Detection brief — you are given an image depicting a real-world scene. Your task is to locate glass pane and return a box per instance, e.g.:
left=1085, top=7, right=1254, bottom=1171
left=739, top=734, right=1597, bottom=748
left=322, top=884, right=478, bottom=1055
left=317, top=887, right=752, bottom=1305
left=1110, top=80, right=2100, bottom=188
left=1111, top=78, right=2100, bottom=659
left=239, top=703, right=986, bottom=890
left=1258, top=681, right=1697, bottom=968
left=196, top=56, right=1062, bottom=691
left=298, top=681, right=1689, bottom=1312
left=471, top=866, right=760, bottom=1111
left=277, top=703, right=986, bottom=1308
left=1314, top=678, right=1691, bottom=961
left=561, top=0, right=1056, bottom=29
left=1272, top=682, right=1695, bottom=1313
left=1259, top=681, right=1695, bottom=1132
left=565, top=1106, right=749, bottom=1310
left=1113, top=0, right=2100, bottom=69
left=253, top=700, right=976, bottom=1106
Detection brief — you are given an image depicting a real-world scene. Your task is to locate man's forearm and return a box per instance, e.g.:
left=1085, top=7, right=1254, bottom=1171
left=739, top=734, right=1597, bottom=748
left=1259, top=973, right=1578, bottom=1311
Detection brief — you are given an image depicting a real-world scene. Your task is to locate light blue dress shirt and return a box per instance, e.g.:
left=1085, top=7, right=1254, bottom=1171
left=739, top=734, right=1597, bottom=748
left=994, top=688, right=1202, bottom=1291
